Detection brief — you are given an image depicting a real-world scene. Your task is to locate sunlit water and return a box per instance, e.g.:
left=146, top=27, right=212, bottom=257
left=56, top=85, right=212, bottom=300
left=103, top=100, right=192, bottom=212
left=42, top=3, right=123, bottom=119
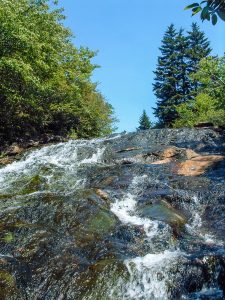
left=0, top=134, right=224, bottom=299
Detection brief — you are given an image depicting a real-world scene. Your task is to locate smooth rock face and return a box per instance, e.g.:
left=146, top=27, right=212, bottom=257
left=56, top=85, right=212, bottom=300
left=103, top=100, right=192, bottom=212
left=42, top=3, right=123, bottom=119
left=0, top=128, right=225, bottom=300
left=176, top=154, right=224, bottom=176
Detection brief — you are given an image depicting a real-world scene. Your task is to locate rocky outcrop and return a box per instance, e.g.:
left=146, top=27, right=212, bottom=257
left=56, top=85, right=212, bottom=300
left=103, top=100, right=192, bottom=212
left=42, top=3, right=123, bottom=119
left=149, top=147, right=224, bottom=176
left=176, top=154, right=224, bottom=176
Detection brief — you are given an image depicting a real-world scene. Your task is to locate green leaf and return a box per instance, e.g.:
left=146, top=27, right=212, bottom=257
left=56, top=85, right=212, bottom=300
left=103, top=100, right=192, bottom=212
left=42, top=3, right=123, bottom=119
left=184, top=3, right=200, bottom=10
left=217, top=10, right=225, bottom=21
left=192, top=6, right=202, bottom=15
left=212, top=14, right=218, bottom=25
left=201, top=6, right=209, bottom=19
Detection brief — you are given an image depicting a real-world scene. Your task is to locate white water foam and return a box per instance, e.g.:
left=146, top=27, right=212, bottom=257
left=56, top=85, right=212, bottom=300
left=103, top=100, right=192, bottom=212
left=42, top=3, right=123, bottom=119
left=111, top=192, right=160, bottom=240
left=80, top=146, right=105, bottom=164
left=110, top=250, right=184, bottom=300
left=185, top=196, right=223, bottom=246
left=110, top=176, right=182, bottom=299
left=0, top=139, right=106, bottom=194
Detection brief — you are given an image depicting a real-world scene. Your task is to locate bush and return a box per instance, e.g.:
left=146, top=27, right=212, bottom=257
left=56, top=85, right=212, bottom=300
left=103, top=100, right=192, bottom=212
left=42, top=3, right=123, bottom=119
left=173, top=93, right=225, bottom=127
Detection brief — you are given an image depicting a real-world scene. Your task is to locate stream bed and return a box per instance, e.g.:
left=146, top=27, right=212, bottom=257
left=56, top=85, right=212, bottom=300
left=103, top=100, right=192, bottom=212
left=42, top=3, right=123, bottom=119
left=0, top=128, right=225, bottom=299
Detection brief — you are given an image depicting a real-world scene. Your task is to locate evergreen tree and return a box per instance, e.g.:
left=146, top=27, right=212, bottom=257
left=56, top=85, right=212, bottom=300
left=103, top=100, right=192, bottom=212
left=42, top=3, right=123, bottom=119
left=153, top=23, right=211, bottom=127
left=186, top=23, right=212, bottom=95
left=153, top=24, right=186, bottom=127
left=176, top=29, right=190, bottom=103
left=138, top=110, right=152, bottom=130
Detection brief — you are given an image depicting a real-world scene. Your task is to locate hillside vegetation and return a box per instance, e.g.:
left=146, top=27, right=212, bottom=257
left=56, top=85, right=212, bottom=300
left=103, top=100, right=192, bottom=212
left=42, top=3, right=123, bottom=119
left=0, top=0, right=116, bottom=143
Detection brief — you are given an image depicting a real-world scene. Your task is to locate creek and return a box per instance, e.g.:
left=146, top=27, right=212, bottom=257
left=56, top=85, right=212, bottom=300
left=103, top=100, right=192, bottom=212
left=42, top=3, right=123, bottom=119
left=0, top=129, right=225, bottom=299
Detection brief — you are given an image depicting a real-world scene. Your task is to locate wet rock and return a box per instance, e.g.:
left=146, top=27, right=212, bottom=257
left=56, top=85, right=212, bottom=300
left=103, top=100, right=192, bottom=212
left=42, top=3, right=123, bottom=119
left=151, top=157, right=174, bottom=165
left=0, top=269, right=20, bottom=299
left=5, top=144, right=24, bottom=156
left=161, top=146, right=180, bottom=158
left=95, top=189, right=109, bottom=202
left=139, top=200, right=187, bottom=227
left=116, top=147, right=142, bottom=153
left=86, top=209, right=117, bottom=235
left=76, top=259, right=129, bottom=299
left=0, top=157, right=13, bottom=165
left=25, top=140, right=40, bottom=148
left=0, top=128, right=225, bottom=299
left=185, top=149, right=199, bottom=160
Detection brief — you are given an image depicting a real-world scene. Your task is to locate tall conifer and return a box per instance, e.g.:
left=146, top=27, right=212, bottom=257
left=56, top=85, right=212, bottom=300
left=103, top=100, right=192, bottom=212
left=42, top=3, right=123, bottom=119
left=153, top=23, right=211, bottom=127
left=186, top=22, right=212, bottom=95
left=153, top=24, right=184, bottom=127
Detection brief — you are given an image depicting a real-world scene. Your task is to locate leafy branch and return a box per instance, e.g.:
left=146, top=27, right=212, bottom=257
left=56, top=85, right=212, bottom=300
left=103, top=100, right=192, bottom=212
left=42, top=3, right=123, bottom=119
left=185, top=0, right=225, bottom=25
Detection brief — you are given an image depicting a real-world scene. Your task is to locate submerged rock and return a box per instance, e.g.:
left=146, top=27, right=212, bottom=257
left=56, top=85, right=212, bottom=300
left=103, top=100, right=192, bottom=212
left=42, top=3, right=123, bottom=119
left=139, top=200, right=187, bottom=226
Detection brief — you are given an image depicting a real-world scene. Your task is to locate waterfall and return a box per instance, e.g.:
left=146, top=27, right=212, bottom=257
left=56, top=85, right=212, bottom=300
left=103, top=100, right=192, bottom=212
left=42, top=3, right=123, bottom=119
left=0, top=129, right=224, bottom=300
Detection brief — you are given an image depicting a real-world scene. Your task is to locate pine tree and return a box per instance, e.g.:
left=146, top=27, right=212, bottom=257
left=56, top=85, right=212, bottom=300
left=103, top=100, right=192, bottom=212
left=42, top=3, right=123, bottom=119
left=153, top=23, right=211, bottom=127
left=138, top=110, right=152, bottom=130
left=186, top=23, right=212, bottom=95
left=176, top=29, right=190, bottom=103
left=153, top=24, right=186, bottom=127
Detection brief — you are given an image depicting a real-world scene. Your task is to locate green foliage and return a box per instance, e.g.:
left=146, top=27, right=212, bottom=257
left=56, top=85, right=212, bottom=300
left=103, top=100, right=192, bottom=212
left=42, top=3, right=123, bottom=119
left=174, top=56, right=225, bottom=128
left=138, top=110, right=152, bottom=130
left=153, top=23, right=211, bottom=127
left=185, top=1, right=225, bottom=24
left=0, top=0, right=116, bottom=142
left=191, top=56, right=225, bottom=109
left=174, top=93, right=225, bottom=127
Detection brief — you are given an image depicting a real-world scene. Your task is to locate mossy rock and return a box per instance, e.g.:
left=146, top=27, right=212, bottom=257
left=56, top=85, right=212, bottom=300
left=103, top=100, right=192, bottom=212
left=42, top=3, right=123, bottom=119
left=0, top=270, right=18, bottom=299
left=76, top=259, right=129, bottom=299
left=2, top=232, right=14, bottom=243
left=0, top=194, right=14, bottom=200
left=20, top=175, right=47, bottom=195
left=86, top=209, right=117, bottom=235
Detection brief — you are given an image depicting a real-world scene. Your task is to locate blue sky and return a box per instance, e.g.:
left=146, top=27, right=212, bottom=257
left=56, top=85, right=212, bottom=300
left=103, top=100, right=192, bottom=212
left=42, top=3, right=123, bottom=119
left=59, top=0, right=225, bottom=132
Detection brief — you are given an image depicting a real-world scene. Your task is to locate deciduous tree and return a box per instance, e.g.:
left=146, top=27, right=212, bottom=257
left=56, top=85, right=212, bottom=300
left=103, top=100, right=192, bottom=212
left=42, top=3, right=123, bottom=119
left=0, top=0, right=115, bottom=142
left=185, top=0, right=225, bottom=24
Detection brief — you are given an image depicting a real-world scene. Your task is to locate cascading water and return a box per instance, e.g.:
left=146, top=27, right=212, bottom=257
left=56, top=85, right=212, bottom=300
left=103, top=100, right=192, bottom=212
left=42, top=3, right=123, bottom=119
left=109, top=174, right=224, bottom=299
left=0, top=129, right=224, bottom=300
left=0, top=139, right=106, bottom=195
left=109, top=176, right=183, bottom=300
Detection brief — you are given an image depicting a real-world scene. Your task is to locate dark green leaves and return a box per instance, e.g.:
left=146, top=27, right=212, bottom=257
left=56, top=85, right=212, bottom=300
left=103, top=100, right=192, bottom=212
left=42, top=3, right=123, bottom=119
left=212, top=13, right=218, bottom=24
left=201, top=6, right=210, bottom=20
left=217, top=9, right=225, bottom=20
left=185, top=1, right=225, bottom=25
left=184, top=3, right=200, bottom=10
left=192, top=6, right=202, bottom=15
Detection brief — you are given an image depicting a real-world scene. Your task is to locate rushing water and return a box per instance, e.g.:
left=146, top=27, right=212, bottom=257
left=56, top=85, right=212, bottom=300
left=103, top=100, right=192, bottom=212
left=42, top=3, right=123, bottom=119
left=0, top=130, right=224, bottom=299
